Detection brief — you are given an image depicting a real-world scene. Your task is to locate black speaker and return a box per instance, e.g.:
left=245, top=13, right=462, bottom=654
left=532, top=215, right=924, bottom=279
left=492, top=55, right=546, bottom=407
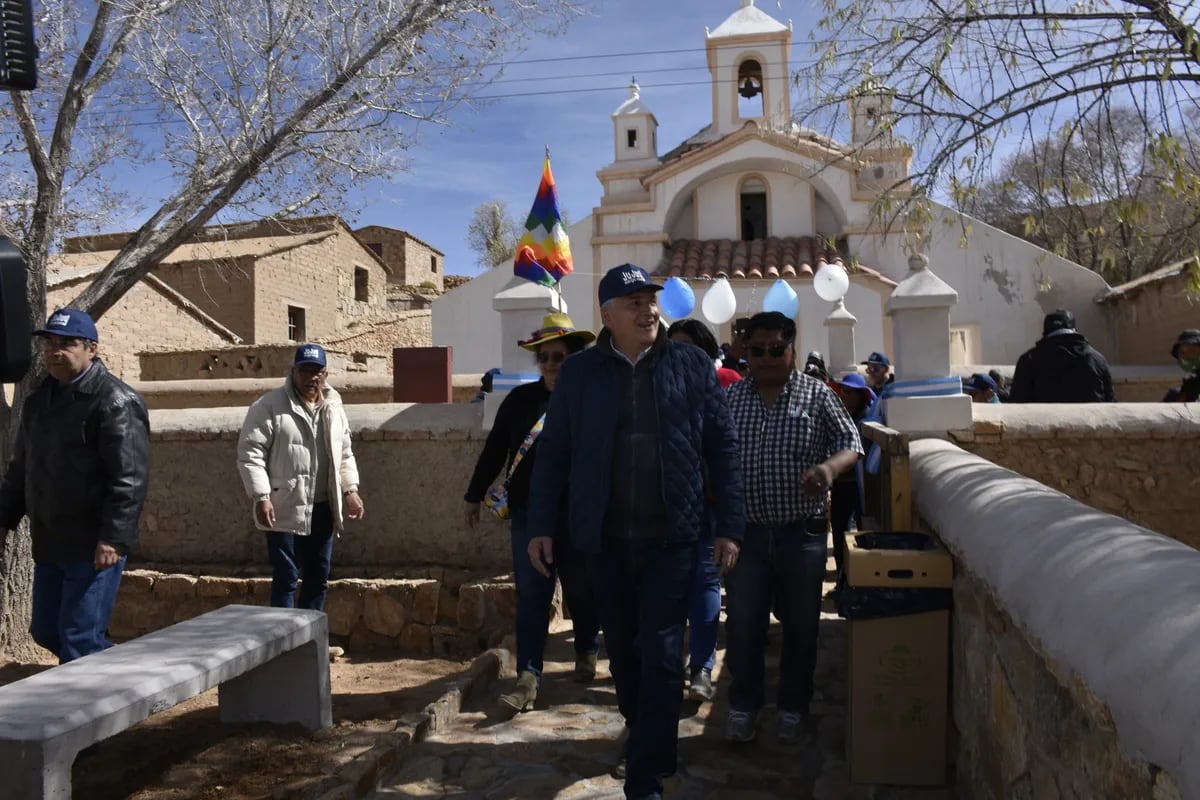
left=0, top=236, right=30, bottom=383
left=0, top=0, right=36, bottom=91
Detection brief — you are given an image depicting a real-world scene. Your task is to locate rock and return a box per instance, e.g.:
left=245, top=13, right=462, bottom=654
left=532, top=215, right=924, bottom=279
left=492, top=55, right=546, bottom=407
left=195, top=576, right=244, bottom=598
left=364, top=590, right=407, bottom=637
left=328, top=646, right=345, bottom=662
left=400, top=623, right=433, bottom=653
left=410, top=579, right=440, bottom=625
left=325, top=584, right=364, bottom=637
left=152, top=574, right=198, bottom=597
left=458, top=583, right=485, bottom=631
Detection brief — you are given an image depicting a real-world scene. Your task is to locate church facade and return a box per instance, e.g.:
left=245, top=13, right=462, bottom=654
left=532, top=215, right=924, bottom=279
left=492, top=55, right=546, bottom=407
left=435, top=0, right=1113, bottom=375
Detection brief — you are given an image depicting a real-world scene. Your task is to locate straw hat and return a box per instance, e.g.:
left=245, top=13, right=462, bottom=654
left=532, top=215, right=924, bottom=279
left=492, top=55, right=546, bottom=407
left=518, top=312, right=597, bottom=351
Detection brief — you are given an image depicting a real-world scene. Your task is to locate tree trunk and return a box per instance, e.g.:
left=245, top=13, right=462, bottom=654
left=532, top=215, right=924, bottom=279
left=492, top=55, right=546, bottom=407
left=0, top=519, right=37, bottom=661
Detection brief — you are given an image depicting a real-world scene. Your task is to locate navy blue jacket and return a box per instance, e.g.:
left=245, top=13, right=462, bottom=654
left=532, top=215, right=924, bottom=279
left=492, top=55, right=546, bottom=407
left=527, top=328, right=745, bottom=554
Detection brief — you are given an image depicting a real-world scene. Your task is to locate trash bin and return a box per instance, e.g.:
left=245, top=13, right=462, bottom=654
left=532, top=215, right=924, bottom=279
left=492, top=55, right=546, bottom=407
left=844, top=531, right=953, bottom=786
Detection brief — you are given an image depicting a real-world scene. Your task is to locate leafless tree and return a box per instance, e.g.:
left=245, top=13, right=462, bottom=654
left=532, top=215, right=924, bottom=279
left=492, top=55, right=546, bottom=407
left=802, top=0, right=1200, bottom=254
left=466, top=200, right=522, bottom=268
left=0, top=0, right=580, bottom=659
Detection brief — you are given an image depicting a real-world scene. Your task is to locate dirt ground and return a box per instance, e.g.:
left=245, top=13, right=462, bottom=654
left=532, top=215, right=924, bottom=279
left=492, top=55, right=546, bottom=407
left=0, top=650, right=471, bottom=800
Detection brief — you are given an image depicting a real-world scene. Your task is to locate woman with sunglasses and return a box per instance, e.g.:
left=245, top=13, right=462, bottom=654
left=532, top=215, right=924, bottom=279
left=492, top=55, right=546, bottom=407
left=464, top=312, right=602, bottom=713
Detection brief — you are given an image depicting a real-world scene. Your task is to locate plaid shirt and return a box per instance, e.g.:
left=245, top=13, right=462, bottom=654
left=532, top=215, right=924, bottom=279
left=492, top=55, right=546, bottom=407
left=727, top=370, right=864, bottom=525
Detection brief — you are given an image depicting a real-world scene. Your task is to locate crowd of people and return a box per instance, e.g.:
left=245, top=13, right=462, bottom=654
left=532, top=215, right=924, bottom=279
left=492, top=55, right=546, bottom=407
left=0, top=273, right=1196, bottom=800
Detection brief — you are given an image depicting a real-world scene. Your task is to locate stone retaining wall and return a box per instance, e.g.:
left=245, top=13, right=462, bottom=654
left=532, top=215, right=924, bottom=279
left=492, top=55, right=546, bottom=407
left=141, top=404, right=511, bottom=572
left=950, top=404, right=1200, bottom=548
left=133, top=374, right=482, bottom=409
left=911, top=439, right=1193, bottom=798
left=111, top=569, right=520, bottom=657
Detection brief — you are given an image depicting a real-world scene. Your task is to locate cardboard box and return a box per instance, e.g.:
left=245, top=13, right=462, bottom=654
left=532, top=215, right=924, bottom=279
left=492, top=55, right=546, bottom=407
left=846, top=533, right=952, bottom=786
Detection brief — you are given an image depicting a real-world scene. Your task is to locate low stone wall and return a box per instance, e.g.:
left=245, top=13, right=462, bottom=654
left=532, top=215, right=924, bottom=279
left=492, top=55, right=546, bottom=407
left=111, top=568, right=520, bottom=656
left=910, top=439, right=1194, bottom=799
left=953, top=364, right=1180, bottom=402
left=133, top=374, right=482, bottom=409
left=950, top=404, right=1200, bottom=548
left=142, top=404, right=511, bottom=572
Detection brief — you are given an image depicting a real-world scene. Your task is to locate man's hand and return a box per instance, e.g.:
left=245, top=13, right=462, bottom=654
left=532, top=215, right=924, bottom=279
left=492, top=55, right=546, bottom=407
left=94, top=541, right=121, bottom=570
left=714, top=537, right=740, bottom=577
left=528, top=536, right=554, bottom=578
left=255, top=498, right=276, bottom=529
left=801, top=462, right=835, bottom=497
left=345, top=491, right=365, bottom=521
left=464, top=502, right=481, bottom=529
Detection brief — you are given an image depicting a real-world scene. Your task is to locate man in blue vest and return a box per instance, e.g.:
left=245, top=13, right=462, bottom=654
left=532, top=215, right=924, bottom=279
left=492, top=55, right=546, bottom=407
left=526, top=264, right=745, bottom=800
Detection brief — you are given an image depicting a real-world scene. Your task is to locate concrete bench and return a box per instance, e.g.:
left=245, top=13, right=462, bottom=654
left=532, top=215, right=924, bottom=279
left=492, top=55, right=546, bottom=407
left=0, top=603, right=332, bottom=799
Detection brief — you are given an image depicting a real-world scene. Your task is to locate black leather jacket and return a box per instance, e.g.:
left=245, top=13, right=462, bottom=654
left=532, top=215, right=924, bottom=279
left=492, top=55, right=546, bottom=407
left=0, top=358, right=150, bottom=563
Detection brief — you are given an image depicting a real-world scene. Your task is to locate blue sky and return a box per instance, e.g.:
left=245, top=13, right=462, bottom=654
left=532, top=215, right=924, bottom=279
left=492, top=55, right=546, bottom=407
left=348, top=0, right=820, bottom=277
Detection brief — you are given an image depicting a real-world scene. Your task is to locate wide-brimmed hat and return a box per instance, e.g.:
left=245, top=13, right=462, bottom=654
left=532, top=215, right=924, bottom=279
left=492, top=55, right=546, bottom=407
left=518, top=312, right=596, bottom=351
left=832, top=372, right=877, bottom=405
left=1170, top=329, right=1200, bottom=360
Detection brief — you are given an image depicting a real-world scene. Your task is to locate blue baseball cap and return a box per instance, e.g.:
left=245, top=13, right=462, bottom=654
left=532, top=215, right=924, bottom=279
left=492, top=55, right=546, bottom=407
left=294, top=343, right=328, bottom=367
left=35, top=308, right=98, bottom=342
left=598, top=264, right=662, bottom=306
left=862, top=351, right=890, bottom=368
left=833, top=372, right=877, bottom=404
left=963, top=373, right=998, bottom=394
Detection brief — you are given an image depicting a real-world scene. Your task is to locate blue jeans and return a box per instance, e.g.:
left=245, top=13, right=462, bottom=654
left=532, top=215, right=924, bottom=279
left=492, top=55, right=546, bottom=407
left=725, top=522, right=826, bottom=715
left=266, top=502, right=335, bottom=610
left=31, top=557, right=126, bottom=663
left=590, top=537, right=699, bottom=799
left=687, top=538, right=721, bottom=674
left=509, top=507, right=600, bottom=678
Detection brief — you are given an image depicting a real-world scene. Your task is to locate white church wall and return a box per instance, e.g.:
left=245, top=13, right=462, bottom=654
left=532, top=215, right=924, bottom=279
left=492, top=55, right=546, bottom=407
left=695, top=173, right=741, bottom=240
left=432, top=217, right=598, bottom=375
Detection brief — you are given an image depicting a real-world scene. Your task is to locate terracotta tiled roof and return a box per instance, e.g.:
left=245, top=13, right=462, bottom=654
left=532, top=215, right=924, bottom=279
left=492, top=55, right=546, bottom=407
left=657, top=236, right=895, bottom=286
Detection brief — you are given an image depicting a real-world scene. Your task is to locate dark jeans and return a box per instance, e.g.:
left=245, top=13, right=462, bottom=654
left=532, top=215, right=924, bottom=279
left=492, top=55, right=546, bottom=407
left=30, top=557, right=126, bottom=664
left=725, top=522, right=826, bottom=715
left=830, top=480, right=861, bottom=576
left=509, top=507, right=601, bottom=678
left=266, top=502, right=335, bottom=610
left=687, top=538, right=721, bottom=673
left=591, top=537, right=699, bottom=799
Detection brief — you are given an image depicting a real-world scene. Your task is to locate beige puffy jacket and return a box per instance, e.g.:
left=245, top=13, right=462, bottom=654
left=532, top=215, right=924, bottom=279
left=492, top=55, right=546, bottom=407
left=236, top=378, right=359, bottom=535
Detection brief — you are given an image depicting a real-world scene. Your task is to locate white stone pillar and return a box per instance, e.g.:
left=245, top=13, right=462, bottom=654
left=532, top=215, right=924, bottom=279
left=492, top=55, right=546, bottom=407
left=824, top=298, right=857, bottom=376
left=884, top=254, right=972, bottom=433
left=483, top=277, right=567, bottom=430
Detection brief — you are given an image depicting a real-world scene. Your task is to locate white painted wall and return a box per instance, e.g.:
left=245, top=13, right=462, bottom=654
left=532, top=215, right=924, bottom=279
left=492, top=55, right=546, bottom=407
left=432, top=217, right=598, bottom=375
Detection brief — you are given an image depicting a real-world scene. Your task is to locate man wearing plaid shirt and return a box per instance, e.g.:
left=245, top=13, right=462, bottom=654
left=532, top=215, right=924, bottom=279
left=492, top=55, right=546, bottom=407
left=724, top=311, right=863, bottom=745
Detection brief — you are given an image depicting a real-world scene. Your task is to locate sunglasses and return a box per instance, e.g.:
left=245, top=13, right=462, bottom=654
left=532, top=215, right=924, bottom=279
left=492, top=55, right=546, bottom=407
left=748, top=344, right=790, bottom=358
left=537, top=351, right=567, bottom=364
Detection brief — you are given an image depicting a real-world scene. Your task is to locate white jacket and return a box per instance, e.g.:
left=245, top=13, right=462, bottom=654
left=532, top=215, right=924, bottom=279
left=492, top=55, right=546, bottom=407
left=236, top=378, right=360, bottom=535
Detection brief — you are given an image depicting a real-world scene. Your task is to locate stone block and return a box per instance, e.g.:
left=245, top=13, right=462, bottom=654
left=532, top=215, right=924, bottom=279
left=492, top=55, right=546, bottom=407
left=437, top=583, right=458, bottom=625
left=121, top=571, right=157, bottom=591
left=152, top=574, right=198, bottom=598
left=410, top=580, right=440, bottom=626
left=364, top=588, right=408, bottom=637
left=457, top=583, right=485, bottom=631
left=325, top=584, right=365, bottom=638
left=195, top=577, right=245, bottom=598
left=482, top=582, right=518, bottom=628
left=399, top=623, right=433, bottom=653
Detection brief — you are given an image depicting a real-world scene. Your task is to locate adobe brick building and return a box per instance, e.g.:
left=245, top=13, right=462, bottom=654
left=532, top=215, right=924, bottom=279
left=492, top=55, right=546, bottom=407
left=354, top=225, right=445, bottom=291
left=49, top=216, right=440, bottom=380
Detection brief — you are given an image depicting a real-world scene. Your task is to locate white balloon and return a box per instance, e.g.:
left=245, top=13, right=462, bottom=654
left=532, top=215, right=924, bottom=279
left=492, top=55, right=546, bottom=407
left=701, top=277, right=738, bottom=325
left=813, top=263, right=850, bottom=302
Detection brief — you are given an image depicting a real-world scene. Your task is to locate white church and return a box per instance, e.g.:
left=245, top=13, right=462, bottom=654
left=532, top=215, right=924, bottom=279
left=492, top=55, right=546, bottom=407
left=434, top=0, right=1112, bottom=376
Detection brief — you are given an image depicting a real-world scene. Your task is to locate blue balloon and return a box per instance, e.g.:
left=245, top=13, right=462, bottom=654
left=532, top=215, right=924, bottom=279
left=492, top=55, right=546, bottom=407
left=659, top=276, right=696, bottom=319
left=763, top=279, right=800, bottom=319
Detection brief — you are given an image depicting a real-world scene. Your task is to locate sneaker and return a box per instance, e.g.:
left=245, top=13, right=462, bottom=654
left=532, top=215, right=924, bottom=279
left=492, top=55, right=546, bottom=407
left=499, top=670, right=538, bottom=712
left=688, top=667, right=714, bottom=701
left=725, top=709, right=756, bottom=743
left=573, top=652, right=598, bottom=683
left=776, top=710, right=806, bottom=745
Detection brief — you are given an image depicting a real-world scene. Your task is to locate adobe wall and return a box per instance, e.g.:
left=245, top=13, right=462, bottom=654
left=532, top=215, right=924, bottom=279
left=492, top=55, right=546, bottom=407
left=137, top=343, right=387, bottom=381
left=950, top=404, right=1200, bottom=548
left=140, top=404, right=509, bottom=572
left=332, top=228, right=390, bottom=321
left=1103, top=270, right=1199, bottom=365
left=50, top=278, right=235, bottom=381
left=154, top=258, right=258, bottom=342
left=131, top=373, right=483, bottom=409
left=321, top=310, right=433, bottom=359
left=910, top=440, right=1191, bottom=800
left=252, top=237, right=342, bottom=341
left=355, top=226, right=444, bottom=290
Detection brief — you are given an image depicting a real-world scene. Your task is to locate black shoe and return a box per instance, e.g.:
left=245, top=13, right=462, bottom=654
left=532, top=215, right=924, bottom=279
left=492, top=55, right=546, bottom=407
left=688, top=667, right=714, bottom=701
